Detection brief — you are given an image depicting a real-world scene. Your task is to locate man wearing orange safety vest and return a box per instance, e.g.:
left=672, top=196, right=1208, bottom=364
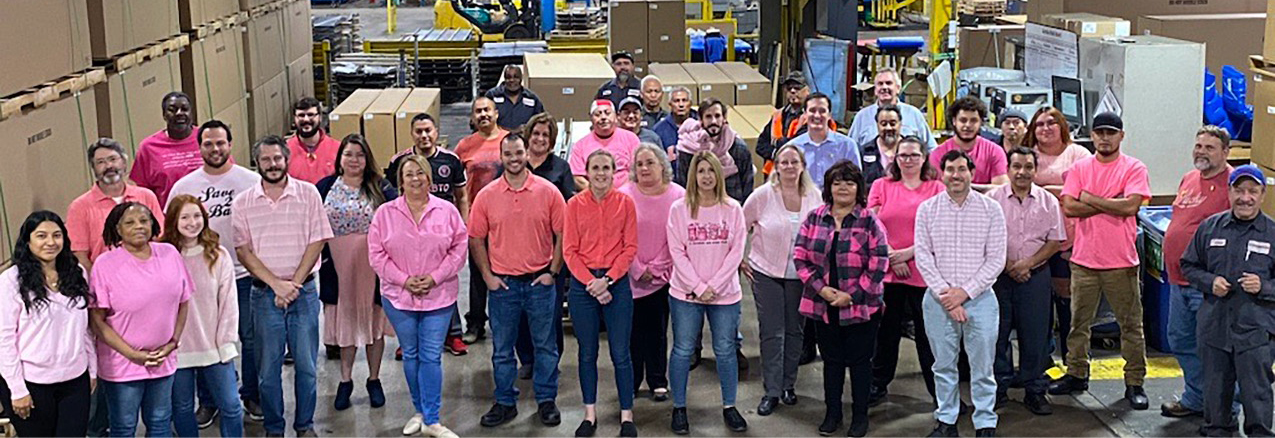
left=756, top=71, right=838, bottom=176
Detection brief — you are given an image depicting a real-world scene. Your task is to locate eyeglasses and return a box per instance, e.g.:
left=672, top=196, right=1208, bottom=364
left=896, top=153, right=923, bottom=161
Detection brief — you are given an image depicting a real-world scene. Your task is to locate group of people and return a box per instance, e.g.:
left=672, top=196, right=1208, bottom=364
left=0, top=52, right=1273, bottom=438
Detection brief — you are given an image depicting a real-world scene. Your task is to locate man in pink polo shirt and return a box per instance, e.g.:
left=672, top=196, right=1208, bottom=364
left=67, top=138, right=164, bottom=271
left=1049, top=112, right=1152, bottom=410
left=131, top=92, right=202, bottom=205
left=570, top=100, right=639, bottom=191
left=930, top=96, right=1009, bottom=191
left=286, top=97, right=341, bottom=184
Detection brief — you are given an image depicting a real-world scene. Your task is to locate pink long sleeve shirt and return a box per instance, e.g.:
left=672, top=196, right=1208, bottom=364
left=368, top=195, right=469, bottom=312
left=743, top=183, right=823, bottom=280
left=666, top=198, right=747, bottom=305
left=0, top=267, right=95, bottom=400
left=174, top=246, right=239, bottom=369
left=618, top=183, right=685, bottom=298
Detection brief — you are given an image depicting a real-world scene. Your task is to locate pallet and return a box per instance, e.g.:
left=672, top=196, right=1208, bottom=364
left=96, top=34, right=191, bottom=72
left=0, top=68, right=105, bottom=121
left=190, top=11, right=250, bottom=39
left=549, top=25, right=608, bottom=39
left=959, top=0, right=1006, bottom=16
left=1251, top=54, right=1275, bottom=70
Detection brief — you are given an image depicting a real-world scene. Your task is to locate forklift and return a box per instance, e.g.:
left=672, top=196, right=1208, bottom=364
left=449, top=0, right=542, bottom=39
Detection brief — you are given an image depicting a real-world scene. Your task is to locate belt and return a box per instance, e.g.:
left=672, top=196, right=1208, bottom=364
left=252, top=273, right=315, bottom=289
left=497, top=268, right=553, bottom=283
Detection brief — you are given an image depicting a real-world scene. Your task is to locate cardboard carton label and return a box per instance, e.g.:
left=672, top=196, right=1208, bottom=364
left=1082, top=23, right=1097, bottom=34
left=649, top=4, right=658, bottom=9
left=563, top=87, right=575, bottom=95
left=364, top=113, right=374, bottom=119
left=703, top=85, right=713, bottom=90
left=1115, top=22, right=1129, bottom=36
left=1268, top=106, right=1275, bottom=115
left=738, top=84, right=748, bottom=90
left=661, top=35, right=670, bottom=41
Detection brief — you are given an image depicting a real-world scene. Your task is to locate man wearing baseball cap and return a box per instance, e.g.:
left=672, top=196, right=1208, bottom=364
left=570, top=100, right=641, bottom=190
left=1180, top=163, right=1275, bottom=437
left=617, top=97, right=664, bottom=146
left=756, top=71, right=811, bottom=169
left=1050, top=112, right=1153, bottom=410
left=996, top=109, right=1029, bottom=153
left=595, top=52, right=643, bottom=107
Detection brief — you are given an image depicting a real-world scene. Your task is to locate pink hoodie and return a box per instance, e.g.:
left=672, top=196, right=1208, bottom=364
left=666, top=198, right=747, bottom=305
left=174, top=245, right=239, bottom=368
left=368, top=195, right=469, bottom=312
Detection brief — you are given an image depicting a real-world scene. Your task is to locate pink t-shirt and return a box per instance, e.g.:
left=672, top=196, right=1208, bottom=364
left=929, top=136, right=1007, bottom=184
left=90, top=243, right=193, bottom=382
left=619, top=183, right=686, bottom=299
left=569, top=130, right=640, bottom=188
left=1034, top=143, right=1092, bottom=186
left=1165, top=167, right=1232, bottom=285
left=131, top=130, right=203, bottom=206
left=868, top=178, right=945, bottom=287
left=1062, top=154, right=1151, bottom=270
left=666, top=199, right=747, bottom=305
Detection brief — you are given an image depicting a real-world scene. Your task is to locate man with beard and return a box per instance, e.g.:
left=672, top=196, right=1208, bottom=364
left=1049, top=112, right=1152, bottom=411
left=570, top=100, right=640, bottom=191
left=848, top=68, right=937, bottom=149
left=640, top=75, right=667, bottom=129
left=233, top=135, right=334, bottom=437
left=484, top=64, right=545, bottom=130
left=68, top=138, right=165, bottom=272
left=618, top=97, right=663, bottom=145
left=470, top=134, right=566, bottom=428
left=596, top=52, right=643, bottom=107
left=784, top=93, right=860, bottom=187
left=860, top=105, right=903, bottom=188
left=456, top=97, right=509, bottom=344
left=286, top=97, right=341, bottom=185
left=672, top=98, right=754, bottom=203
left=168, top=120, right=266, bottom=422
left=986, top=147, right=1065, bottom=416
left=1160, top=126, right=1234, bottom=418
left=1181, top=164, right=1275, bottom=437
left=930, top=96, right=1009, bottom=190
left=996, top=109, right=1028, bottom=154
left=756, top=72, right=815, bottom=174
left=652, top=87, right=697, bottom=150
left=131, top=92, right=202, bottom=205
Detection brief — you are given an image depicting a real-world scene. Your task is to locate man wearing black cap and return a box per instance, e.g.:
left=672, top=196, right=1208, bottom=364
left=618, top=97, right=664, bottom=145
left=1049, top=112, right=1153, bottom=411
left=756, top=71, right=812, bottom=175
left=596, top=52, right=642, bottom=107
left=1181, top=163, right=1275, bottom=437
left=484, top=64, right=545, bottom=130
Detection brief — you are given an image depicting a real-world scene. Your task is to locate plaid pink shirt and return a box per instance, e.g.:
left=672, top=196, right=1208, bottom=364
left=913, top=191, right=1007, bottom=300
left=793, top=204, right=890, bottom=325
left=232, top=178, right=334, bottom=280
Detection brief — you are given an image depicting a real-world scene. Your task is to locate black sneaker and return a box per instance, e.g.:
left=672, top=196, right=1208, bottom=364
left=1047, top=374, right=1089, bottom=395
left=574, top=420, right=596, bottom=437
left=1024, top=393, right=1053, bottom=416
left=927, top=422, right=959, bottom=437
left=195, top=406, right=218, bottom=429
left=243, top=399, right=264, bottom=422
left=723, top=407, right=748, bottom=432
left=480, top=403, right=518, bottom=427
left=671, top=407, right=689, bottom=435
left=848, top=417, right=869, bottom=438
left=975, top=427, right=996, bottom=437
left=538, top=401, right=562, bottom=426
left=1125, top=385, right=1149, bottom=410
left=818, top=412, right=842, bottom=436
left=620, top=421, right=638, bottom=437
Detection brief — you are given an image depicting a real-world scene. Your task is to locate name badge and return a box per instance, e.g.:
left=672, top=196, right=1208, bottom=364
left=602, top=89, right=613, bottom=96
left=864, top=155, right=878, bottom=163
left=628, top=89, right=641, bottom=96
left=1211, top=239, right=1227, bottom=247
left=523, top=98, right=536, bottom=107
left=1246, top=240, right=1271, bottom=261
left=493, top=96, right=506, bottom=103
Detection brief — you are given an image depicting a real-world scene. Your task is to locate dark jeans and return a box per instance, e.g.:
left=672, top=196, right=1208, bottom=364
left=994, top=269, right=1053, bottom=395
left=818, top=313, right=882, bottom=422
left=1202, top=341, right=1275, bottom=437
left=567, top=272, right=635, bottom=409
left=0, top=372, right=91, bottom=437
left=488, top=275, right=561, bottom=405
left=465, top=256, right=489, bottom=332
left=173, top=362, right=244, bottom=438
left=515, top=271, right=568, bottom=369
left=873, top=283, right=936, bottom=397
left=631, top=285, right=671, bottom=392
left=236, top=276, right=259, bottom=403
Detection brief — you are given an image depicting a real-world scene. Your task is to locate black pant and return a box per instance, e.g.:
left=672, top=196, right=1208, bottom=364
left=818, top=313, right=882, bottom=422
left=0, top=372, right=92, bottom=437
left=630, top=286, right=671, bottom=391
left=466, top=256, right=488, bottom=331
left=994, top=269, right=1053, bottom=395
left=872, top=283, right=936, bottom=397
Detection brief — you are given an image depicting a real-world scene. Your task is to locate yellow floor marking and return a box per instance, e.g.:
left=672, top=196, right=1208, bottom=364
left=1046, top=356, right=1185, bottom=380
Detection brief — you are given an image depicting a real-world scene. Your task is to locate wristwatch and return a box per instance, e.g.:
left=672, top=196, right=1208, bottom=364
left=602, top=275, right=615, bottom=286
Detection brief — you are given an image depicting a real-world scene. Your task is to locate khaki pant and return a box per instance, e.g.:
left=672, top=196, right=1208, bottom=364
left=1065, top=264, right=1147, bottom=385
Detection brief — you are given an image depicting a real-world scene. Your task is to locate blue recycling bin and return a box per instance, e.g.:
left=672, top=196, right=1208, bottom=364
left=1137, top=206, right=1174, bottom=353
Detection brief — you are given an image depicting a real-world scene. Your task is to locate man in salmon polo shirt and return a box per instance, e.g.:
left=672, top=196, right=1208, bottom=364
left=131, top=92, right=203, bottom=206
left=929, top=96, right=1009, bottom=192
left=286, top=97, right=341, bottom=185
left=570, top=100, right=640, bottom=191
left=455, top=97, right=509, bottom=344
left=68, top=138, right=165, bottom=272
left=1048, top=112, right=1152, bottom=411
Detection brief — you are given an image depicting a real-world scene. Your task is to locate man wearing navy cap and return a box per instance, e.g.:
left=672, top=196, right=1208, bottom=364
left=1180, top=163, right=1275, bottom=437
left=596, top=52, right=643, bottom=107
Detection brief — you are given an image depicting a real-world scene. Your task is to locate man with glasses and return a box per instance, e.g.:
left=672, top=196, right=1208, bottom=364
left=286, top=97, right=341, bottom=185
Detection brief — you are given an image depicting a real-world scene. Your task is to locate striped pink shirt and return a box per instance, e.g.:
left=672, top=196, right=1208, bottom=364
left=232, top=178, right=335, bottom=280
left=913, top=191, right=1007, bottom=300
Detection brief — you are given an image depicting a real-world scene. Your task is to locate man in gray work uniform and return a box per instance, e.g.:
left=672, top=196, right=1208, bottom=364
left=1180, top=163, right=1275, bottom=437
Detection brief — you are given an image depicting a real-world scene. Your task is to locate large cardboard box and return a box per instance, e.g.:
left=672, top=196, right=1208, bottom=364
left=247, top=72, right=287, bottom=141
left=95, top=52, right=183, bottom=153
left=1042, top=13, right=1130, bottom=37
left=286, top=55, right=315, bottom=108
left=1139, top=14, right=1265, bottom=75
left=363, top=89, right=413, bottom=165
left=1266, top=0, right=1275, bottom=61
left=87, top=0, right=180, bottom=60
left=328, top=89, right=381, bottom=142
left=212, top=97, right=251, bottom=165
left=0, top=89, right=98, bottom=250
left=394, top=88, right=443, bottom=155
left=610, top=0, right=649, bottom=64
left=648, top=63, right=699, bottom=102
left=181, top=26, right=248, bottom=122
left=715, top=62, right=773, bottom=106
left=1250, top=66, right=1275, bottom=168
left=681, top=63, right=736, bottom=105
left=524, top=53, right=616, bottom=121
left=243, top=8, right=286, bottom=91
left=725, top=106, right=764, bottom=187
left=958, top=25, right=1025, bottom=69
left=1258, top=163, right=1275, bottom=216
left=0, top=1, right=93, bottom=98
left=1029, top=0, right=1266, bottom=24
left=179, top=0, right=239, bottom=30
left=647, top=0, right=687, bottom=63
left=282, top=0, right=313, bottom=62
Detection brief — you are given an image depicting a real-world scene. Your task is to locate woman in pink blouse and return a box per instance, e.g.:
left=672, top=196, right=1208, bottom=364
left=867, top=135, right=945, bottom=403
left=618, top=144, right=684, bottom=404
left=666, top=151, right=749, bottom=435
left=368, top=154, right=467, bottom=438
left=90, top=202, right=192, bottom=437
left=159, top=195, right=243, bottom=438
left=740, top=144, right=822, bottom=415
left=0, top=211, right=95, bottom=437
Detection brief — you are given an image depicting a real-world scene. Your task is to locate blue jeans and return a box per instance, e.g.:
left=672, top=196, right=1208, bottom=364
left=104, top=376, right=174, bottom=437
left=487, top=275, right=560, bottom=405
left=1169, top=284, right=1206, bottom=411
left=253, top=280, right=319, bottom=434
left=236, top=276, right=259, bottom=403
left=924, top=290, right=1000, bottom=430
left=173, top=362, right=244, bottom=437
left=383, top=299, right=452, bottom=425
left=669, top=297, right=740, bottom=408
left=567, top=273, right=635, bottom=409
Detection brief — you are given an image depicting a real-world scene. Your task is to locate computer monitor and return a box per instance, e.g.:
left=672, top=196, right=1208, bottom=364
left=1052, top=75, right=1085, bottom=130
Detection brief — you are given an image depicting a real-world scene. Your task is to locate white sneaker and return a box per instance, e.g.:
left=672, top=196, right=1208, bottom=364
left=402, top=414, right=424, bottom=436
left=422, top=423, right=459, bottom=438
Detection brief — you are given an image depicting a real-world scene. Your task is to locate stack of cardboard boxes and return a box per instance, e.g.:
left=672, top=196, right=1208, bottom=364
left=608, top=0, right=687, bottom=74
left=242, top=0, right=315, bottom=143
left=1247, top=3, right=1275, bottom=214
left=724, top=104, right=779, bottom=188
left=649, top=62, right=774, bottom=107
left=327, top=88, right=444, bottom=165
left=525, top=53, right=617, bottom=121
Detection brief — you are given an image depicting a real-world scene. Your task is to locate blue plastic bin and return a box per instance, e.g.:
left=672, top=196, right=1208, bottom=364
left=1137, top=206, right=1174, bottom=353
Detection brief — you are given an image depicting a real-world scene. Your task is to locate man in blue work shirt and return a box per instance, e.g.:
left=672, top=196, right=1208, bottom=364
left=595, top=51, right=642, bottom=107
left=847, top=68, right=937, bottom=151
left=484, top=64, right=545, bottom=130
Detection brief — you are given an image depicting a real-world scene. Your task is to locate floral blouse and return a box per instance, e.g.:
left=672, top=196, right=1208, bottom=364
left=323, top=179, right=375, bottom=236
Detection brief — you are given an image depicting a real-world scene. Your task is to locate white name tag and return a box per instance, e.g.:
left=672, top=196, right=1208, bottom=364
left=523, top=98, right=536, bottom=106
left=493, top=96, right=506, bottom=103
left=864, top=155, right=878, bottom=163
left=1249, top=240, right=1271, bottom=255
left=1211, top=239, right=1227, bottom=247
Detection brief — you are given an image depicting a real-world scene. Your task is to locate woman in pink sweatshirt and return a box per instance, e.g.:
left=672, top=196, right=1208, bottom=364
left=666, top=151, right=748, bottom=435
left=0, top=211, right=95, bottom=437
left=159, top=195, right=243, bottom=438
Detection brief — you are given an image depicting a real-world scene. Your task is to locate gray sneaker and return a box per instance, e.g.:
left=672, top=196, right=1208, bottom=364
left=195, top=406, right=218, bottom=429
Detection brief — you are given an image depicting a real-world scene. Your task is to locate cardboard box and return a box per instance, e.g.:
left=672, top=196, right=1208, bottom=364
left=0, top=89, right=98, bottom=249
left=1259, top=163, right=1275, bottom=215
left=725, top=106, right=764, bottom=187
left=610, top=0, right=649, bottom=64
left=958, top=25, right=1025, bottom=69
left=362, top=88, right=412, bottom=165
left=394, top=88, right=443, bottom=155
left=240, top=0, right=274, bottom=11
left=282, top=0, right=313, bottom=62
left=87, top=0, right=180, bottom=60
left=243, top=8, right=286, bottom=91
left=1042, top=13, right=1130, bottom=37
left=1029, top=0, right=1266, bottom=24
left=681, top=63, right=736, bottom=105
left=328, top=89, right=381, bottom=142
left=181, top=26, right=248, bottom=122
left=95, top=52, right=183, bottom=153
left=647, top=0, right=687, bottom=63
left=0, top=0, right=93, bottom=98
left=247, top=72, right=287, bottom=141
left=524, top=53, right=616, bottom=121
left=1264, top=0, right=1275, bottom=61
left=1139, top=14, right=1265, bottom=75
left=648, top=63, right=699, bottom=102
left=286, top=55, right=314, bottom=109
left=1250, top=66, right=1275, bottom=168
left=179, top=0, right=239, bottom=30
left=212, top=97, right=251, bottom=166
left=715, top=62, right=774, bottom=106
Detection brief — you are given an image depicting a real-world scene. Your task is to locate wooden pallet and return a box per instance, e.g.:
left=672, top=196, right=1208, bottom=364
left=1252, top=54, right=1275, bottom=70
left=959, top=0, right=1006, bottom=16
left=190, top=11, right=250, bottom=39
left=0, top=68, right=105, bottom=121
left=549, top=25, right=608, bottom=39
left=100, top=34, right=191, bottom=72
